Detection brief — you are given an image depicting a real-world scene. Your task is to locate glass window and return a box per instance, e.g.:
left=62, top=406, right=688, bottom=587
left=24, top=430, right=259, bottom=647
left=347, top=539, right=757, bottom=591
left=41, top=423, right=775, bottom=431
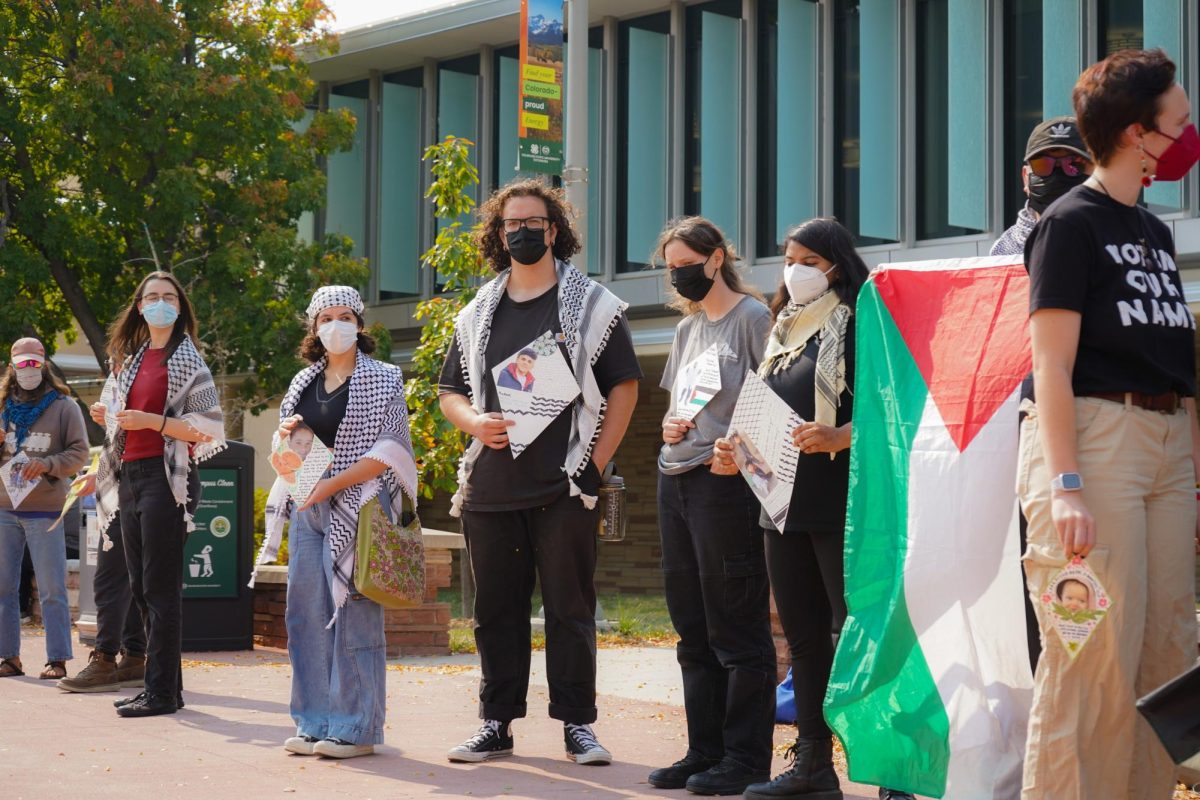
left=438, top=55, right=481, bottom=232
left=684, top=1, right=743, bottom=247
left=617, top=13, right=671, bottom=272
left=379, top=70, right=424, bottom=300
left=295, top=107, right=317, bottom=244
left=915, top=0, right=987, bottom=239
left=325, top=81, right=369, bottom=259
left=833, top=0, right=899, bottom=245
left=494, top=46, right=521, bottom=191
left=1002, top=0, right=1043, bottom=223
left=1098, top=0, right=1186, bottom=213
left=757, top=0, right=820, bottom=258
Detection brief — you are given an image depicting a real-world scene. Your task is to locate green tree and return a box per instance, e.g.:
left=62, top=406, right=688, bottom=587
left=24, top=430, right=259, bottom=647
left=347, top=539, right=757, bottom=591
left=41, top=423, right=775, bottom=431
left=405, top=136, right=490, bottom=498
left=0, top=0, right=368, bottom=412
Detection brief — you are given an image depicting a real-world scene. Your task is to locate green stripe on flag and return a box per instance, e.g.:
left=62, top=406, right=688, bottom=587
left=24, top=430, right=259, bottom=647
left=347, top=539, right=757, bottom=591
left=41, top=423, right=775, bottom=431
left=823, top=281, right=951, bottom=797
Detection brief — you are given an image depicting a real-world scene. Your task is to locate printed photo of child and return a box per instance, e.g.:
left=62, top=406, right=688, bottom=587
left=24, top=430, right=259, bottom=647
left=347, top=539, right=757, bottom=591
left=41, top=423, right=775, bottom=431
left=1056, top=577, right=1091, bottom=613
left=497, top=348, right=537, bottom=392
left=729, top=429, right=778, bottom=500
left=269, top=424, right=316, bottom=485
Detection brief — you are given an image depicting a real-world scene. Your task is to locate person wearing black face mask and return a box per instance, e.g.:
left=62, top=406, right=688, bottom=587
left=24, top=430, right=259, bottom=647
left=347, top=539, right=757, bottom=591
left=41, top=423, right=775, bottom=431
left=991, top=116, right=1093, bottom=257
left=438, top=179, right=641, bottom=766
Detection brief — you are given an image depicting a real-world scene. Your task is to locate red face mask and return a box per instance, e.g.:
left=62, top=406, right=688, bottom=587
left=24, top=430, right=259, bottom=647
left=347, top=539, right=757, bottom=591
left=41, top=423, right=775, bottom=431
left=1145, top=123, right=1200, bottom=182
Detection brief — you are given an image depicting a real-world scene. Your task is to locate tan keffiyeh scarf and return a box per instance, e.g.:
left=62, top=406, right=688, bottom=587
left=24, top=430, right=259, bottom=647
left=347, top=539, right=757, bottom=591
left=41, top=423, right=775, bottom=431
left=759, top=289, right=850, bottom=437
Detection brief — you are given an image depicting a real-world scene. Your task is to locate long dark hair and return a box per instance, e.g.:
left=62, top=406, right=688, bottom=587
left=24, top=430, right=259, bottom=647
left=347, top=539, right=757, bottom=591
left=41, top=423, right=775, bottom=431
left=655, top=216, right=764, bottom=316
left=105, top=271, right=198, bottom=369
left=769, top=218, right=871, bottom=319
left=0, top=360, right=71, bottom=408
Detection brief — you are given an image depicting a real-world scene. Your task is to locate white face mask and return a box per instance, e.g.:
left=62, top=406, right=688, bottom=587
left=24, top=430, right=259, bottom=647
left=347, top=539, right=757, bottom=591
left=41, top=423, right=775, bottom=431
left=15, top=367, right=43, bottom=391
left=317, top=320, right=359, bottom=355
left=784, top=262, right=836, bottom=306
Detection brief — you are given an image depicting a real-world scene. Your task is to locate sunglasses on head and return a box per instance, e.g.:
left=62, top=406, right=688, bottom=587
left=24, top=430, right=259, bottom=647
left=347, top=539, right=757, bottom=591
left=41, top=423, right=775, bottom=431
left=12, top=359, right=42, bottom=370
left=1028, top=154, right=1093, bottom=178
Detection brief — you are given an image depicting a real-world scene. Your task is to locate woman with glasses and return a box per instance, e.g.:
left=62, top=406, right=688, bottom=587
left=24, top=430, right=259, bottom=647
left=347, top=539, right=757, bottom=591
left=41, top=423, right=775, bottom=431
left=77, top=271, right=226, bottom=717
left=439, top=178, right=640, bottom=766
left=648, top=216, right=777, bottom=797
left=1019, top=49, right=1199, bottom=798
left=0, top=338, right=89, bottom=680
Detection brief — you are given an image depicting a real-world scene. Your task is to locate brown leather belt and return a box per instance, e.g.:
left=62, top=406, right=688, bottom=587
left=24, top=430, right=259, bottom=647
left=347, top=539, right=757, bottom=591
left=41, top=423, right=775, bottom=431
left=1083, top=391, right=1182, bottom=414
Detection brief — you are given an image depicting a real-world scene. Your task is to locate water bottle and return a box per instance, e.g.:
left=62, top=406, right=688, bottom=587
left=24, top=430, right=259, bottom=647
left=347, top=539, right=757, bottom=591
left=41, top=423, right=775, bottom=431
left=596, top=462, right=626, bottom=542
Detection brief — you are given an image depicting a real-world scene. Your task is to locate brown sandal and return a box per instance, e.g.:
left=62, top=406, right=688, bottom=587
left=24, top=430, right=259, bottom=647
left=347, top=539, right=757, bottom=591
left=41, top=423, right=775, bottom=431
left=0, top=658, right=24, bottom=677
left=39, top=660, right=66, bottom=680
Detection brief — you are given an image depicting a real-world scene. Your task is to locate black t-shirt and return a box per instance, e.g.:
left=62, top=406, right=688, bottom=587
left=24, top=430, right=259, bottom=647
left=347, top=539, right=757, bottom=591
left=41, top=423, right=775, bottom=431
left=1025, top=185, right=1196, bottom=396
left=294, top=374, right=350, bottom=447
left=438, top=285, right=643, bottom=511
left=761, top=320, right=856, bottom=533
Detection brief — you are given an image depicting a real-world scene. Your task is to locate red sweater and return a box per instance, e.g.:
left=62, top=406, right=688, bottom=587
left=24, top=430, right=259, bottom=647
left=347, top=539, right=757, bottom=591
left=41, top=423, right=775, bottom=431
left=122, top=348, right=168, bottom=461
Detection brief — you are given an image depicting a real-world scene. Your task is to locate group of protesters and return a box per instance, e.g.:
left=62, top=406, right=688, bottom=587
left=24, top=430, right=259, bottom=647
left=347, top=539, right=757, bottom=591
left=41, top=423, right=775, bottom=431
left=1, top=47, right=1196, bottom=800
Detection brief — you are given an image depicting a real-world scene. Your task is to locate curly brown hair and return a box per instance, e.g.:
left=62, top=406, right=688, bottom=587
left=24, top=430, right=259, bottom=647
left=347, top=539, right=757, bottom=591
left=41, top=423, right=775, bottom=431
left=476, top=178, right=582, bottom=272
left=298, top=312, right=377, bottom=362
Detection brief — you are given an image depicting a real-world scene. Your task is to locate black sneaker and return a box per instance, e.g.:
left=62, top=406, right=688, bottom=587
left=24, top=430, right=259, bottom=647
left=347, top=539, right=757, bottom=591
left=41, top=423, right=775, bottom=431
left=684, top=756, right=769, bottom=796
left=447, top=720, right=514, bottom=763
left=115, top=692, right=177, bottom=718
left=564, top=723, right=612, bottom=765
left=648, top=751, right=721, bottom=789
left=114, top=691, right=184, bottom=709
left=878, top=790, right=916, bottom=800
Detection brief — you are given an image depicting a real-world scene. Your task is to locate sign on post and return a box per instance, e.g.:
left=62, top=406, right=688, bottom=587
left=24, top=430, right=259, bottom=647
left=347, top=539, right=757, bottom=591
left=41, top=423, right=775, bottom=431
left=518, top=0, right=564, bottom=174
left=183, top=468, right=239, bottom=599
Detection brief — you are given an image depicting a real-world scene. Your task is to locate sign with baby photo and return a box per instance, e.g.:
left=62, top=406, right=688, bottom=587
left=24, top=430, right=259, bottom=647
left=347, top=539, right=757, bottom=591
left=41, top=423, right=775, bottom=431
left=672, top=343, right=723, bottom=421
left=1040, top=556, right=1112, bottom=660
left=491, top=330, right=580, bottom=458
left=0, top=451, right=42, bottom=509
left=269, top=424, right=333, bottom=505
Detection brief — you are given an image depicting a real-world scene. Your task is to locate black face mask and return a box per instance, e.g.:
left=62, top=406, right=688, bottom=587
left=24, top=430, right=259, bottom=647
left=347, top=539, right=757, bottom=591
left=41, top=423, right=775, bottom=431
left=506, top=227, right=550, bottom=266
left=1027, top=170, right=1086, bottom=214
left=670, top=258, right=715, bottom=302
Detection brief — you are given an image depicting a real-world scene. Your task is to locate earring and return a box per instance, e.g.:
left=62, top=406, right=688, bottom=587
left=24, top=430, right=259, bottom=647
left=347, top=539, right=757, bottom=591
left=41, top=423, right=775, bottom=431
left=1140, top=144, right=1152, bottom=188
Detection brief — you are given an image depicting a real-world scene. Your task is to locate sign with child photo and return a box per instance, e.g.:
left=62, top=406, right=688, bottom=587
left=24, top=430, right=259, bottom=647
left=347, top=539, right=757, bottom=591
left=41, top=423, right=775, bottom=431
left=1040, top=556, right=1112, bottom=660
left=491, top=330, right=580, bottom=458
left=269, top=423, right=333, bottom=505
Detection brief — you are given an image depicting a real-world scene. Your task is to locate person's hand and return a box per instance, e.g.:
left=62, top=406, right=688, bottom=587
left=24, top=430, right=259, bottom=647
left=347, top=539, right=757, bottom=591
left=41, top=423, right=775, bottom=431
left=72, top=473, right=97, bottom=497
left=115, top=409, right=159, bottom=432
left=277, top=414, right=303, bottom=441
left=662, top=417, right=695, bottom=445
left=297, top=477, right=338, bottom=511
left=473, top=412, right=515, bottom=450
left=20, top=457, right=49, bottom=481
left=1051, top=492, right=1095, bottom=558
left=793, top=422, right=851, bottom=455
left=710, top=437, right=738, bottom=475
left=89, top=402, right=107, bottom=426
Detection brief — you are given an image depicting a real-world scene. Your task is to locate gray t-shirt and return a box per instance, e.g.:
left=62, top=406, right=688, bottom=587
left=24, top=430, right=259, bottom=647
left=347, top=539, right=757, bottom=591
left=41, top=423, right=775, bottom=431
left=658, top=295, right=773, bottom=475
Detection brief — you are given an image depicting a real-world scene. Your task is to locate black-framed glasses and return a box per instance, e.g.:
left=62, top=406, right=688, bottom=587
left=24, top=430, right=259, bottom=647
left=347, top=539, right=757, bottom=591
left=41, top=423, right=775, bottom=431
left=501, top=216, right=550, bottom=233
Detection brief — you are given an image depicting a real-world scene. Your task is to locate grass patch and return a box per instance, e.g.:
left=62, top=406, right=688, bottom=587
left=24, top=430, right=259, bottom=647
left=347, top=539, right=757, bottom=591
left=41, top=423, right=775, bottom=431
left=442, top=591, right=678, bottom=655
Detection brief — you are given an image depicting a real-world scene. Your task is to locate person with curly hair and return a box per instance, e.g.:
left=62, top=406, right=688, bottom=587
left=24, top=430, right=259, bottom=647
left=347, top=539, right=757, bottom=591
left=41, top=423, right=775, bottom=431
left=438, top=178, right=642, bottom=766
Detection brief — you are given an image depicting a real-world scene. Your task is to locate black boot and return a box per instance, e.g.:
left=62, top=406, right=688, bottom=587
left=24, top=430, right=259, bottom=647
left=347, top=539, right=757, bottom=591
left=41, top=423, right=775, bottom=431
left=115, top=692, right=177, bottom=718
left=686, top=756, right=770, bottom=796
left=743, top=737, right=842, bottom=799
left=649, top=751, right=721, bottom=789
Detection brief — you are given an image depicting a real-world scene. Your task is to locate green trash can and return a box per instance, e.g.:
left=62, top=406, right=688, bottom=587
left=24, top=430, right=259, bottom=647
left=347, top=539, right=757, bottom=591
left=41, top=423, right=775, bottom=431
left=182, top=440, right=255, bottom=651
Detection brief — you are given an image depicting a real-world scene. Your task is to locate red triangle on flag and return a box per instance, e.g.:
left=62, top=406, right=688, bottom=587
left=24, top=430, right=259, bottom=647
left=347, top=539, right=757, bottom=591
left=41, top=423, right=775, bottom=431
left=875, top=264, right=1032, bottom=452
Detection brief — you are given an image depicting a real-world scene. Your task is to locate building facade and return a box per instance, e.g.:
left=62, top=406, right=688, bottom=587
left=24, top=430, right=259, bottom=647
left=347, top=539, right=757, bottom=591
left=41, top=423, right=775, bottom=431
left=284, top=0, right=1200, bottom=594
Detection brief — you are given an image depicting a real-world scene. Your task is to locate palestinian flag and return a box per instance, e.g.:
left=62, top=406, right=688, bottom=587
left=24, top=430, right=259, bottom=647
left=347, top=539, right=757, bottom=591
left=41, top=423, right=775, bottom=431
left=824, top=257, right=1035, bottom=799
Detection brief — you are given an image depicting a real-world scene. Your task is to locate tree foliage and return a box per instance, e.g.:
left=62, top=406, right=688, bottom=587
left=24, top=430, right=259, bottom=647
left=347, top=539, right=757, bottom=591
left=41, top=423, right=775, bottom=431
left=405, top=136, right=490, bottom=498
left=0, top=0, right=369, bottom=412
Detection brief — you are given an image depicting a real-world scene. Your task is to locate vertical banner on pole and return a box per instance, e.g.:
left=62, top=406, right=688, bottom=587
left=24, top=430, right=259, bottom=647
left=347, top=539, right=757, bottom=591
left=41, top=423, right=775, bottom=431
left=519, top=0, right=565, bottom=175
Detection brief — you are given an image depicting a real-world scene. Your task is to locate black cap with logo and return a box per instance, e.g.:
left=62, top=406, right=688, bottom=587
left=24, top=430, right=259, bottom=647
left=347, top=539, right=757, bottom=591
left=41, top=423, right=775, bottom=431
left=1024, top=116, right=1091, bottom=162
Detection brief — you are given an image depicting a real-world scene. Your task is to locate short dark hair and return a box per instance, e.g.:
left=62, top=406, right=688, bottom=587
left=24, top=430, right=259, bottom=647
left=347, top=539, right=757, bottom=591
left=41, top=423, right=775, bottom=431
left=477, top=178, right=581, bottom=272
left=770, top=217, right=871, bottom=319
left=518, top=348, right=538, bottom=360
left=298, top=312, right=377, bottom=362
left=1073, top=48, right=1176, bottom=166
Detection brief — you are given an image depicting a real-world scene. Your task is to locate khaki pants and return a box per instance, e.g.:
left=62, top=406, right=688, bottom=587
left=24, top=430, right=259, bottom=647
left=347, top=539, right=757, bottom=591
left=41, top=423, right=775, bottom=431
left=1018, top=397, right=1197, bottom=800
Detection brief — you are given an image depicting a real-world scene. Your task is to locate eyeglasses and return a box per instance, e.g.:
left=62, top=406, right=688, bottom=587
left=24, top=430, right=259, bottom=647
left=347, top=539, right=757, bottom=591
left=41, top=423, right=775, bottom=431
left=501, top=217, right=550, bottom=233
left=12, top=359, right=42, bottom=370
left=1028, top=154, right=1093, bottom=178
left=141, top=292, right=179, bottom=304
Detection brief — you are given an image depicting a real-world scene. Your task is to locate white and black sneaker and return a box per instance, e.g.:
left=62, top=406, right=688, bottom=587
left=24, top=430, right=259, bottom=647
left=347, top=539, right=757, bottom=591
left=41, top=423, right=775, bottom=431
left=447, top=720, right=514, bottom=763
left=564, top=723, right=612, bottom=765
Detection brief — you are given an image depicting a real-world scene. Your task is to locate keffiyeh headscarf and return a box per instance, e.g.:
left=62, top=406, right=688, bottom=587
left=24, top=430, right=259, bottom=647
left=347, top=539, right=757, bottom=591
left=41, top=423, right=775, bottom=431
left=759, top=289, right=850, bottom=457
left=306, top=285, right=365, bottom=320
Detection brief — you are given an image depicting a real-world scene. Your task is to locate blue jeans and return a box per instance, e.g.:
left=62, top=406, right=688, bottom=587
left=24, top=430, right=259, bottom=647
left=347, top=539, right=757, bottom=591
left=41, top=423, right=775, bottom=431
left=286, top=501, right=386, bottom=745
left=0, top=510, right=73, bottom=662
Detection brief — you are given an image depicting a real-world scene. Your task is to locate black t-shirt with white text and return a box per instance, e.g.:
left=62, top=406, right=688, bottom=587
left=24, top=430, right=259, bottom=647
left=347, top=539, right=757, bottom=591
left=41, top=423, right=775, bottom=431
left=438, top=285, right=643, bottom=511
left=1025, top=185, right=1196, bottom=397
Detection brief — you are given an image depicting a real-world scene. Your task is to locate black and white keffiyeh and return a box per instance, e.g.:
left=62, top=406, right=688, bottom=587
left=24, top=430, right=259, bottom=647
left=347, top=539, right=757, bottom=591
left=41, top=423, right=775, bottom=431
left=95, top=337, right=227, bottom=543
left=251, top=349, right=418, bottom=621
left=306, top=285, right=365, bottom=319
left=449, top=260, right=627, bottom=517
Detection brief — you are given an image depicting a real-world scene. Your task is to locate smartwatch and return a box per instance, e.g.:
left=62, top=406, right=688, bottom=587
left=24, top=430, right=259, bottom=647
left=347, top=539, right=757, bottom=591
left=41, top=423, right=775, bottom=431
left=1050, top=472, right=1084, bottom=493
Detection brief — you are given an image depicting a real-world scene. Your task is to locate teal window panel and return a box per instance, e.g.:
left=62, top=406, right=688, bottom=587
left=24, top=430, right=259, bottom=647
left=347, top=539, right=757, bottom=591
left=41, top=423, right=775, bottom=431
left=947, top=0, right=988, bottom=231
left=379, top=81, right=423, bottom=298
left=438, top=67, right=480, bottom=234
left=698, top=10, right=742, bottom=247
left=775, top=0, right=819, bottom=246
left=326, top=92, right=367, bottom=259
left=624, top=26, right=670, bottom=267
left=1042, top=2, right=1081, bottom=118
left=858, top=0, right=900, bottom=241
left=1143, top=0, right=1183, bottom=210
left=498, top=55, right=521, bottom=189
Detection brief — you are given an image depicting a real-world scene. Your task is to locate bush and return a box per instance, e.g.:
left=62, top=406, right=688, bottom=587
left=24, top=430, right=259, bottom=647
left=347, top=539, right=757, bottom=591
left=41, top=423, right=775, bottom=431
left=252, top=486, right=289, bottom=566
